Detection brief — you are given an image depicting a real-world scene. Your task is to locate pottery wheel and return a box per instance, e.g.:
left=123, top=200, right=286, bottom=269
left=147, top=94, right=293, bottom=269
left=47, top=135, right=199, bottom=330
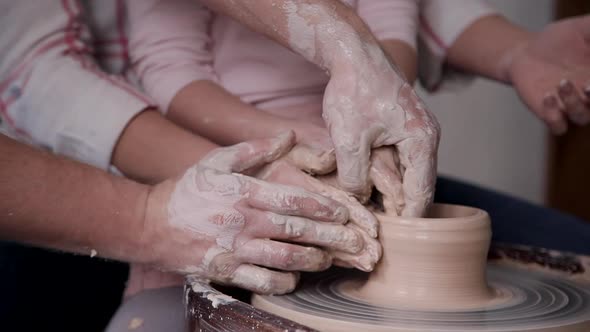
left=253, top=265, right=590, bottom=331
left=253, top=204, right=590, bottom=331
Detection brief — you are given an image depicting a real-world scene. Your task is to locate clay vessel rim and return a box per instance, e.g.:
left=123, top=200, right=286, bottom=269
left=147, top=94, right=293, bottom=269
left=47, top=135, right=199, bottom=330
left=375, top=204, right=489, bottom=231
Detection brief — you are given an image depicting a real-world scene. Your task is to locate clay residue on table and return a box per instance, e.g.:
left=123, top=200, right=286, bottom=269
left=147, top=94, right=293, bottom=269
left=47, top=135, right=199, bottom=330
left=489, top=244, right=589, bottom=283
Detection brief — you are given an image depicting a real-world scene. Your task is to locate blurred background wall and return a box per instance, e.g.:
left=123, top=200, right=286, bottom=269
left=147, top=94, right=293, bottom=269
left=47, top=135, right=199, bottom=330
left=418, top=0, right=554, bottom=204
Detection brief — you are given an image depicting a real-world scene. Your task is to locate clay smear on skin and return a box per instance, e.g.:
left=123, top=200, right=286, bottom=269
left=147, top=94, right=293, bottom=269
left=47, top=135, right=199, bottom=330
left=283, top=1, right=438, bottom=212
left=283, top=1, right=375, bottom=69
left=167, top=165, right=247, bottom=282
left=168, top=166, right=245, bottom=250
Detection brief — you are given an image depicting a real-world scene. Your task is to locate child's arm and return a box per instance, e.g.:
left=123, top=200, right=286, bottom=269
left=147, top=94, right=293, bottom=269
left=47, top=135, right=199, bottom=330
left=418, top=0, right=497, bottom=90
left=126, top=0, right=320, bottom=145
left=357, top=0, right=419, bottom=82
left=126, top=0, right=336, bottom=174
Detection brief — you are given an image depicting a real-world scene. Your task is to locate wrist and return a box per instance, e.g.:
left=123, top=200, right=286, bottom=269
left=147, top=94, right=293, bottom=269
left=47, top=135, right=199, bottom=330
left=498, top=35, right=533, bottom=84
left=136, top=179, right=175, bottom=267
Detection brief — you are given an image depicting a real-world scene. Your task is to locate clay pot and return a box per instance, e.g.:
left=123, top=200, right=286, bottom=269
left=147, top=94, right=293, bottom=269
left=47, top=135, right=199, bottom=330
left=341, top=204, right=495, bottom=310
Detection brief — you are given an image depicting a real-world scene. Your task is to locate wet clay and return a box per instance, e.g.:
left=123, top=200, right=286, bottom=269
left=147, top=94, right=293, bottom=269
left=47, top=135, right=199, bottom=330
left=340, top=204, right=500, bottom=310
left=252, top=204, right=590, bottom=331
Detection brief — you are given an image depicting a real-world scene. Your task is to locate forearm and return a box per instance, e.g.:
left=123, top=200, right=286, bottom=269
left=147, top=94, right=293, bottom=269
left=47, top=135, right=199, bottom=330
left=167, top=81, right=301, bottom=146
left=200, top=0, right=385, bottom=73
left=380, top=40, right=417, bottom=83
left=112, top=110, right=218, bottom=184
left=0, top=135, right=149, bottom=262
left=447, top=15, right=533, bottom=83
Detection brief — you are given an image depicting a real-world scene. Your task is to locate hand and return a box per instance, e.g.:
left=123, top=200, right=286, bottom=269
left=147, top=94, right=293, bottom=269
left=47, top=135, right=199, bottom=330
left=141, top=132, right=362, bottom=295
left=323, top=46, right=440, bottom=217
left=289, top=122, right=336, bottom=175
left=506, top=15, right=590, bottom=134
left=291, top=121, right=405, bottom=216
left=257, top=158, right=382, bottom=272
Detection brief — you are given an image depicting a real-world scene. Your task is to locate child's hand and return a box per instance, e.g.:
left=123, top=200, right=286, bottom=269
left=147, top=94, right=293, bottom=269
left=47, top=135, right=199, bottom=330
left=289, top=123, right=337, bottom=175
left=506, top=15, right=590, bottom=135
left=256, top=158, right=382, bottom=272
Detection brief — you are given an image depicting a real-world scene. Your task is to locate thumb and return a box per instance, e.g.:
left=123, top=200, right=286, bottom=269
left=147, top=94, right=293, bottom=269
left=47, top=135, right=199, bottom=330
left=201, top=131, right=295, bottom=173
left=287, top=144, right=336, bottom=175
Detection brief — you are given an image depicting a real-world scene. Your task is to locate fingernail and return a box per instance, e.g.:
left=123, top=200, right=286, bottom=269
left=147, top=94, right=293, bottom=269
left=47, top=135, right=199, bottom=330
left=368, top=225, right=378, bottom=238
left=276, top=130, right=294, bottom=143
left=333, top=206, right=349, bottom=223
left=559, top=79, right=574, bottom=94
left=573, top=115, right=590, bottom=126
left=543, top=95, right=558, bottom=108
left=356, top=254, right=377, bottom=272
left=552, top=124, right=568, bottom=136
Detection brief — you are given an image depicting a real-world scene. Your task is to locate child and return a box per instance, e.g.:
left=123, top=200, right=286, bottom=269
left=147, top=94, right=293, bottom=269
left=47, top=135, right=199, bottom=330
left=121, top=0, right=422, bottom=304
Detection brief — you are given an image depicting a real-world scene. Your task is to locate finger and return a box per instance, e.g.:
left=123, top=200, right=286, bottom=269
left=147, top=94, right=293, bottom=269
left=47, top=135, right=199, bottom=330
left=332, top=129, right=377, bottom=200
left=397, top=136, right=438, bottom=217
left=244, top=178, right=349, bottom=223
left=253, top=211, right=363, bottom=254
left=329, top=225, right=382, bottom=272
left=227, top=264, right=298, bottom=295
left=369, top=148, right=404, bottom=215
left=202, top=131, right=295, bottom=172
left=558, top=80, right=590, bottom=125
left=332, top=259, right=354, bottom=269
left=542, top=94, right=568, bottom=135
left=287, top=144, right=336, bottom=175
left=259, top=161, right=378, bottom=237
left=314, top=174, right=379, bottom=238
left=236, top=239, right=331, bottom=272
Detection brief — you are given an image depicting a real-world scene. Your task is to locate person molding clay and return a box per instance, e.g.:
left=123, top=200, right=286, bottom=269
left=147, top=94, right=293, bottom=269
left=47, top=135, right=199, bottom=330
left=0, top=0, right=422, bottom=300
left=0, top=132, right=363, bottom=294
left=126, top=0, right=441, bottom=219
left=109, top=0, right=590, bottom=330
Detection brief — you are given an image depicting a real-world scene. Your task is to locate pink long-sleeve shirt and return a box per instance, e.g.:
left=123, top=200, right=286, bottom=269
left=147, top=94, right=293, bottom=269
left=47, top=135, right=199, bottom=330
left=126, top=0, right=495, bottom=115
left=126, top=0, right=421, bottom=113
left=0, top=0, right=495, bottom=170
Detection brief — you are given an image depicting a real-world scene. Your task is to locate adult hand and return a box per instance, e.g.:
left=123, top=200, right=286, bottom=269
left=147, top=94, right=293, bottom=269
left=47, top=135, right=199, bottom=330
left=506, top=15, right=590, bottom=134
left=290, top=122, right=404, bottom=216
left=257, top=158, right=382, bottom=272
left=141, top=132, right=362, bottom=294
left=323, top=47, right=440, bottom=217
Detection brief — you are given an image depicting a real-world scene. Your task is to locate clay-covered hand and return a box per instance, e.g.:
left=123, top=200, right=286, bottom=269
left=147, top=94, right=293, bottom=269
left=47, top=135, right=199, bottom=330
left=141, top=132, right=362, bottom=294
left=506, top=15, right=590, bottom=134
left=257, top=159, right=382, bottom=272
left=323, top=47, right=440, bottom=217
left=290, top=121, right=405, bottom=216
left=289, top=122, right=336, bottom=175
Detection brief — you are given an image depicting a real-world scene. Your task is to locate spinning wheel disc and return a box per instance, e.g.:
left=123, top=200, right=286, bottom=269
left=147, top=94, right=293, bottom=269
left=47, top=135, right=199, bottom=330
left=253, top=265, right=590, bottom=331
